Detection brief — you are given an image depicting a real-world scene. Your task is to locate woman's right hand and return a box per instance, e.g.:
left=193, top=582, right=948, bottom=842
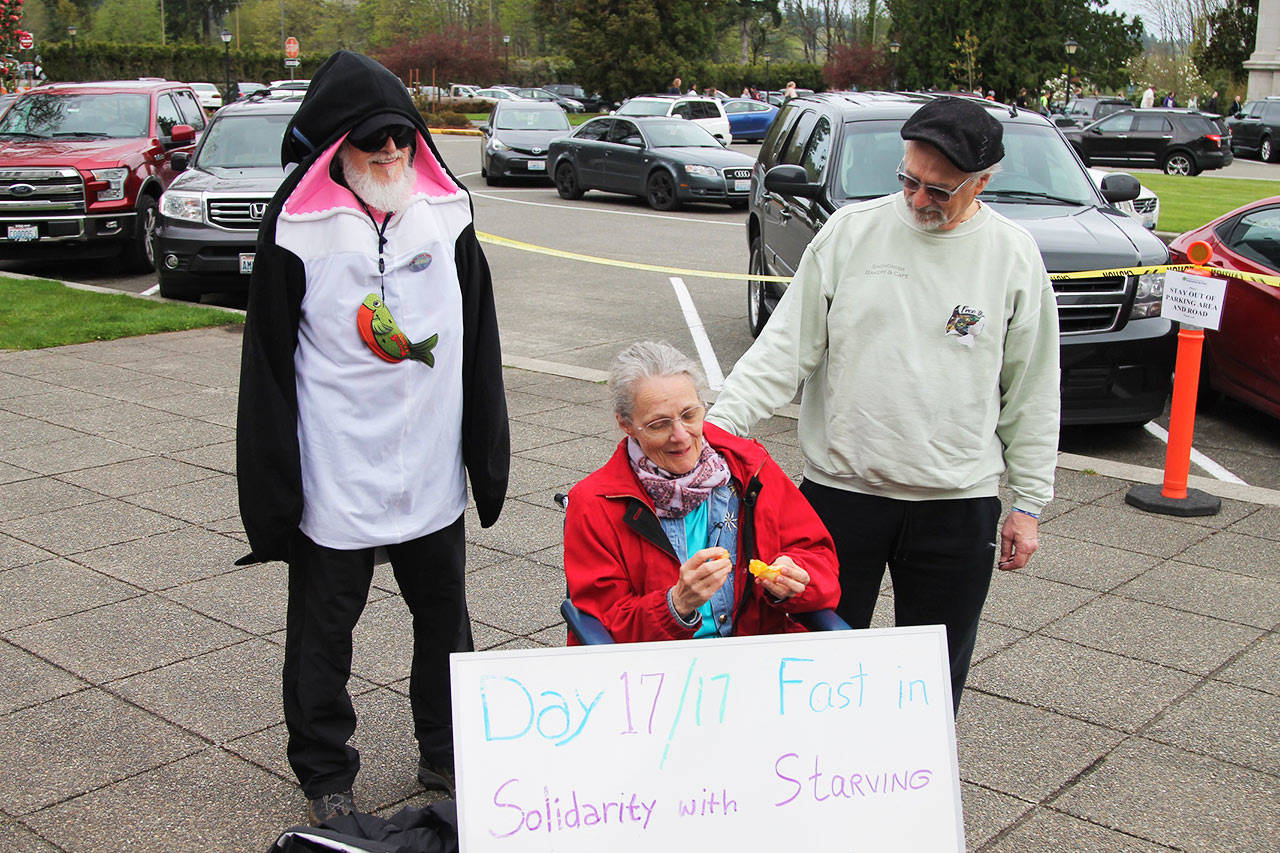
left=671, top=547, right=733, bottom=618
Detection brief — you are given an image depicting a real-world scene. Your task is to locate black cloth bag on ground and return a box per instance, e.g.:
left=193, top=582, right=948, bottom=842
left=269, top=801, right=459, bottom=853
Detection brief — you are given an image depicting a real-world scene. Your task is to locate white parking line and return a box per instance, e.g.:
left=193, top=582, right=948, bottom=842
left=669, top=276, right=724, bottom=389
left=1143, top=421, right=1247, bottom=484
left=141, top=284, right=159, bottom=296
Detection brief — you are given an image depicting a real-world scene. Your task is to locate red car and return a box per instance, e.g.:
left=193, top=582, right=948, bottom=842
left=1168, top=196, right=1280, bottom=420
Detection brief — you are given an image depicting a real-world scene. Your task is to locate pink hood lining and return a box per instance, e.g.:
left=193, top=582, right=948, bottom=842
left=283, top=131, right=461, bottom=218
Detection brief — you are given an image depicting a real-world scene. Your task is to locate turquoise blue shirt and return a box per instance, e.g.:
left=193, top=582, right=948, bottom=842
left=662, top=485, right=738, bottom=638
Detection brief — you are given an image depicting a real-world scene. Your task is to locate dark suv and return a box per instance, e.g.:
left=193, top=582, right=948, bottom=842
left=747, top=92, right=1176, bottom=426
left=153, top=93, right=300, bottom=300
left=1064, top=108, right=1232, bottom=175
left=1053, top=96, right=1133, bottom=129
left=1225, top=97, right=1280, bottom=161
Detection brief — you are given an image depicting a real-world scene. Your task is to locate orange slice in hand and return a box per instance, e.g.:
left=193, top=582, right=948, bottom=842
left=749, top=559, right=781, bottom=580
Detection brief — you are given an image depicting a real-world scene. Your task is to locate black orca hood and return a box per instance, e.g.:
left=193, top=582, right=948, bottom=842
left=281, top=50, right=427, bottom=167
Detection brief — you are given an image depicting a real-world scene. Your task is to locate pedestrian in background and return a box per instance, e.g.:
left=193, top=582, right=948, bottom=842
left=668, top=77, right=682, bottom=94
left=708, top=96, right=1060, bottom=712
left=1141, top=85, right=1155, bottom=108
left=237, top=50, right=510, bottom=827
left=1205, top=90, right=1219, bottom=114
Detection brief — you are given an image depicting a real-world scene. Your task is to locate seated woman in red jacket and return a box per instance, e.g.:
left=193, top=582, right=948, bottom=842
left=564, top=341, right=839, bottom=643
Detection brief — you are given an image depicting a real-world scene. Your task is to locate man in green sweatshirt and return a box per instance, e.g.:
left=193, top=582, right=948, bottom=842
left=709, top=96, right=1060, bottom=711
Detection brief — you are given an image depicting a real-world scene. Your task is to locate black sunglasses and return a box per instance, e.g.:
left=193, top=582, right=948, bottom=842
left=349, top=124, right=416, bottom=153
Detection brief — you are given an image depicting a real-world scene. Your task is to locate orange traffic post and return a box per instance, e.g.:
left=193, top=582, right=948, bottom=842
left=1126, top=240, right=1221, bottom=517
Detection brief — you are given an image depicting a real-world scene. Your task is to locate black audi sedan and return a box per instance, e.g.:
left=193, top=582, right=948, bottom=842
left=154, top=93, right=301, bottom=301
left=479, top=100, right=572, bottom=185
left=548, top=116, right=755, bottom=210
left=748, top=92, right=1177, bottom=426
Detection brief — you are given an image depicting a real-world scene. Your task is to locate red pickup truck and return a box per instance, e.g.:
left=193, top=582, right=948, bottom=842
left=0, top=79, right=206, bottom=272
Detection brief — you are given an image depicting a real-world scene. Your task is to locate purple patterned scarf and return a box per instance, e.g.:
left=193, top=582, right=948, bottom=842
left=627, top=438, right=731, bottom=519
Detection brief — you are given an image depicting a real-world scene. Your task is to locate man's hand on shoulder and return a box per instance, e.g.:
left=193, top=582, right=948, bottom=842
left=998, top=509, right=1040, bottom=571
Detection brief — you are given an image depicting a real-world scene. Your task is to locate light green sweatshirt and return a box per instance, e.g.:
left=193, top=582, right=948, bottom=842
left=710, top=194, right=1060, bottom=514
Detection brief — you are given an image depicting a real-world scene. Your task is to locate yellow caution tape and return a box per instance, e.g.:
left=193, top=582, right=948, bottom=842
left=476, top=231, right=793, bottom=282
left=477, top=232, right=1280, bottom=288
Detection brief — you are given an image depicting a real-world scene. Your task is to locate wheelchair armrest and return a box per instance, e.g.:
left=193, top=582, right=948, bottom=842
left=794, top=608, right=852, bottom=632
left=561, top=599, right=615, bottom=645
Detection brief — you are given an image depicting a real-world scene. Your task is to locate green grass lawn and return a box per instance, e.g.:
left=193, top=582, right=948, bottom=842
left=1131, top=173, right=1279, bottom=235
left=0, top=277, right=242, bottom=351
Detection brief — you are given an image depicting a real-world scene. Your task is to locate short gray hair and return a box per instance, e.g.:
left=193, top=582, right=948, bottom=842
left=609, top=341, right=705, bottom=422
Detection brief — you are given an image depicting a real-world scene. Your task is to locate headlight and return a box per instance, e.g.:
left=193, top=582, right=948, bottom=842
left=160, top=190, right=204, bottom=224
left=684, top=164, right=718, bottom=178
left=1130, top=271, right=1164, bottom=319
left=488, top=137, right=509, bottom=151
left=91, top=167, right=129, bottom=202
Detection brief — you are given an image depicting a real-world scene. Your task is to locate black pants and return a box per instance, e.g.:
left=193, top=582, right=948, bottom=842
left=799, top=481, right=999, bottom=712
left=283, top=517, right=471, bottom=798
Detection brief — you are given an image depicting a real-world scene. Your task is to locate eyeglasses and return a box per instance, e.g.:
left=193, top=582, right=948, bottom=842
left=349, top=124, right=416, bottom=153
left=636, top=403, right=707, bottom=438
left=896, top=161, right=980, bottom=204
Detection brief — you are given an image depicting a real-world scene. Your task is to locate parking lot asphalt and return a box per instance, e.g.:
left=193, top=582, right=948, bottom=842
left=1, top=320, right=1277, bottom=851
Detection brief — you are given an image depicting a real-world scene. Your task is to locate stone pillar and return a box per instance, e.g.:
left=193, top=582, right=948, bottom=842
left=1245, top=0, right=1280, bottom=98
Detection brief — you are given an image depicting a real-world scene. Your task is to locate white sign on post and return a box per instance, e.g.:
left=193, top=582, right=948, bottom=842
left=1162, top=270, right=1227, bottom=330
left=451, top=626, right=964, bottom=852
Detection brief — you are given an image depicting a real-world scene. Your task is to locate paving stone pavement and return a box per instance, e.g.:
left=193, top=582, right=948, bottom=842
left=0, top=327, right=1277, bottom=852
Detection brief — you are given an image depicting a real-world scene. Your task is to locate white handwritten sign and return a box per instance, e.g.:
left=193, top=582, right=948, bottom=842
left=450, top=626, right=963, bottom=851
left=1162, top=270, right=1227, bottom=330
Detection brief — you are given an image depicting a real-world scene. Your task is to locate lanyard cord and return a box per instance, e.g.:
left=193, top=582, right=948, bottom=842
left=357, top=199, right=393, bottom=300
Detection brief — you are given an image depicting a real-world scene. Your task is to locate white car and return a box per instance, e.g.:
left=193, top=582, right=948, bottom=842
left=1088, top=168, right=1160, bottom=230
left=189, top=82, right=223, bottom=111
left=472, top=88, right=528, bottom=102
left=615, top=95, right=732, bottom=144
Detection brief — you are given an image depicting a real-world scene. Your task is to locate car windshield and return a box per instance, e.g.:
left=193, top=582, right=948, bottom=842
left=0, top=93, right=151, bottom=139
left=195, top=113, right=292, bottom=168
left=618, top=100, right=669, bottom=117
left=837, top=119, right=1095, bottom=205
left=495, top=109, right=569, bottom=131
left=645, top=122, right=721, bottom=147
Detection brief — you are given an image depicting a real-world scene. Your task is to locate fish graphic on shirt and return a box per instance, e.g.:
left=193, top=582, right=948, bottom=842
left=357, top=293, right=438, bottom=366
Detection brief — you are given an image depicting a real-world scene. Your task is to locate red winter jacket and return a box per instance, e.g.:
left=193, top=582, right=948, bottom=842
left=564, top=423, right=839, bottom=644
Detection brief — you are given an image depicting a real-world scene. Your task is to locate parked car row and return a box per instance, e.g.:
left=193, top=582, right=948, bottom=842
left=1064, top=108, right=1233, bottom=175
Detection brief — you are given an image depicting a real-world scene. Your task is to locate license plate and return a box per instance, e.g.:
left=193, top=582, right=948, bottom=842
left=528, top=160, right=546, bottom=171
left=734, top=179, right=750, bottom=192
left=239, top=253, right=255, bottom=274
left=7, top=224, right=37, bottom=242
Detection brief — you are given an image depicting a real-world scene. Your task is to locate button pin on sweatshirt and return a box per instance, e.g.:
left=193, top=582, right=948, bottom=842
left=357, top=294, right=438, bottom=366
left=945, top=305, right=985, bottom=347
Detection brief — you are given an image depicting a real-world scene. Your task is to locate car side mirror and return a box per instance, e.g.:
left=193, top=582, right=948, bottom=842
left=165, top=124, right=195, bottom=148
left=1099, top=173, right=1141, bottom=203
left=764, top=164, right=822, bottom=199
left=1089, top=126, right=1103, bottom=135
left=622, top=136, right=644, bottom=147
left=171, top=151, right=189, bottom=172
left=479, top=123, right=490, bottom=133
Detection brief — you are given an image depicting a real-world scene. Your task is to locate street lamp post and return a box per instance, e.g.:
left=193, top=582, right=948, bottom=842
left=889, top=41, right=900, bottom=91
left=763, top=53, right=771, bottom=95
left=66, top=25, right=77, bottom=81
left=502, top=34, right=510, bottom=81
left=220, top=29, right=233, bottom=105
left=1064, top=38, right=1079, bottom=104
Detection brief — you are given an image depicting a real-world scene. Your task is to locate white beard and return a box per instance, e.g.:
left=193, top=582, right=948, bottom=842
left=340, top=146, right=417, bottom=213
left=902, top=193, right=947, bottom=231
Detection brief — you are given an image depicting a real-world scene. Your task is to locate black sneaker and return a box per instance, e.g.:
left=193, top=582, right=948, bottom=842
left=417, top=756, right=456, bottom=796
left=306, top=790, right=355, bottom=827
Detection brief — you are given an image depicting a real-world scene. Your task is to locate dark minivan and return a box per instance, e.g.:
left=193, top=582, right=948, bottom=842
left=1226, top=97, right=1280, bottom=161
left=746, top=92, right=1176, bottom=426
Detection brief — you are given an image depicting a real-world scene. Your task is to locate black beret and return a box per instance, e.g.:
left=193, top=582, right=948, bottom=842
left=900, top=97, right=1004, bottom=172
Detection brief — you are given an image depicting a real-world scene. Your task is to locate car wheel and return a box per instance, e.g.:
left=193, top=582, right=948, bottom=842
left=747, top=235, right=772, bottom=337
left=1262, top=135, right=1277, bottom=163
left=1163, top=151, right=1195, bottom=176
left=123, top=195, right=159, bottom=273
left=646, top=170, right=679, bottom=211
left=554, top=162, right=583, bottom=200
